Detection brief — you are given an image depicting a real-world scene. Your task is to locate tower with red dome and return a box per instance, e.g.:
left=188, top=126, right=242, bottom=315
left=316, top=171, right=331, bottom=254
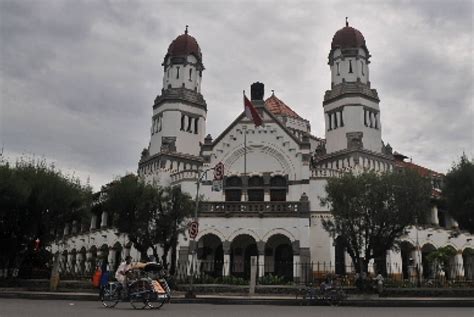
left=139, top=27, right=207, bottom=184
left=323, top=20, right=383, bottom=155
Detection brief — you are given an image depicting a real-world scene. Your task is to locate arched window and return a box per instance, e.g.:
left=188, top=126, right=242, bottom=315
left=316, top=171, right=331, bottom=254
left=194, top=118, right=199, bottom=134
left=176, top=66, right=180, bottom=79
left=225, top=176, right=242, bottom=201
left=348, top=60, right=353, bottom=73
left=248, top=176, right=264, bottom=201
left=270, top=176, right=287, bottom=201
left=360, top=61, right=364, bottom=76
left=336, top=62, right=340, bottom=76
left=189, top=68, right=193, bottom=81
left=180, top=114, right=186, bottom=131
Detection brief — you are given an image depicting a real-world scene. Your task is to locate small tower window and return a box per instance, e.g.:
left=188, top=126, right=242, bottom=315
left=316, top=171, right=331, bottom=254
left=189, top=68, right=192, bottom=81
left=349, top=60, right=353, bottom=73
left=187, top=116, right=193, bottom=132
left=194, top=117, right=199, bottom=134
left=334, top=112, right=338, bottom=129
left=364, top=109, right=367, bottom=127
left=167, top=68, right=170, bottom=78
left=176, top=67, right=180, bottom=79
left=360, top=61, right=365, bottom=76
left=180, top=114, right=185, bottom=131
left=328, top=113, right=332, bottom=130
left=339, top=110, right=344, bottom=127
left=374, top=113, right=378, bottom=129
left=158, top=114, right=163, bottom=132
left=336, top=62, right=340, bottom=76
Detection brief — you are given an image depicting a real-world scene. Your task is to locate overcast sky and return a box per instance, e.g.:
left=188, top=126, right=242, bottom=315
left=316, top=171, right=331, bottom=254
left=1, top=0, right=472, bottom=190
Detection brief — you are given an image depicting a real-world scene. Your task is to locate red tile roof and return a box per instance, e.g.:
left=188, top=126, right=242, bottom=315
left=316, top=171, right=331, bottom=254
left=264, top=94, right=302, bottom=119
left=398, top=161, right=444, bottom=178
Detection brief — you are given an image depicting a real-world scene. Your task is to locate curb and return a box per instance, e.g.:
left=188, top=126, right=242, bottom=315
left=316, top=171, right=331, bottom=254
left=0, top=292, right=473, bottom=307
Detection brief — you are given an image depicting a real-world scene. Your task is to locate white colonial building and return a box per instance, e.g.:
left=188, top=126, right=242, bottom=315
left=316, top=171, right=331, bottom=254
left=53, top=24, right=474, bottom=283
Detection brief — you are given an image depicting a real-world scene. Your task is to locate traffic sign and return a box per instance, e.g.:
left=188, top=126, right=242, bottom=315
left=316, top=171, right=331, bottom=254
left=214, top=162, right=224, bottom=180
left=188, top=221, right=199, bottom=239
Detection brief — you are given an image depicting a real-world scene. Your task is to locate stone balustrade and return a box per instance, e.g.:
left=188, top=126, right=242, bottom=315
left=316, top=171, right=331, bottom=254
left=200, top=201, right=308, bottom=216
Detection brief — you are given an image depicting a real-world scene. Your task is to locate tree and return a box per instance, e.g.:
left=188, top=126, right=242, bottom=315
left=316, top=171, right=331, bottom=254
left=443, top=154, right=474, bottom=233
left=321, top=170, right=431, bottom=275
left=105, top=175, right=193, bottom=271
left=0, top=157, right=92, bottom=277
left=104, top=174, right=161, bottom=261
left=154, top=186, right=193, bottom=274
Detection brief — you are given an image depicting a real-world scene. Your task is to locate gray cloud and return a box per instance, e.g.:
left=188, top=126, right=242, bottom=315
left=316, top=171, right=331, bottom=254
left=1, top=0, right=472, bottom=190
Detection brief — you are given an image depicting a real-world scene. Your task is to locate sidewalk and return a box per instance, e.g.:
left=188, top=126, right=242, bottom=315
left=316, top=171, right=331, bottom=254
left=0, top=288, right=473, bottom=307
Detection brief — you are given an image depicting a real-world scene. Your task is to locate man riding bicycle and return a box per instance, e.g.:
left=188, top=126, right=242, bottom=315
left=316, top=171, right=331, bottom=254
left=115, top=256, right=133, bottom=293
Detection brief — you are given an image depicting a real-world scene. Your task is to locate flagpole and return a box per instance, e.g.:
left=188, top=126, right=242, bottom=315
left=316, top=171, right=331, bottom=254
left=242, top=90, right=247, bottom=201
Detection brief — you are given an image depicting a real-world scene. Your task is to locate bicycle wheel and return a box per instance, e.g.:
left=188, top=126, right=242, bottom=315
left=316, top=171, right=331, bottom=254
left=328, top=290, right=341, bottom=306
left=129, top=279, right=151, bottom=310
left=100, top=283, right=120, bottom=308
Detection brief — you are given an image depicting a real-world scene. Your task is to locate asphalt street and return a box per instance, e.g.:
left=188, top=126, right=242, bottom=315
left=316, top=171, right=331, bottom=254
left=0, top=299, right=473, bottom=317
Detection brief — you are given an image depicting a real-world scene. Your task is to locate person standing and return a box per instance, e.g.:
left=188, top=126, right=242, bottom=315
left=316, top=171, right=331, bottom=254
left=115, top=256, right=132, bottom=291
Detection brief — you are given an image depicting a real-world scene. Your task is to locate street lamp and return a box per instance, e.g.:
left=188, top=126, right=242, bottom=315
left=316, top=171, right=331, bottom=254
left=185, top=166, right=215, bottom=299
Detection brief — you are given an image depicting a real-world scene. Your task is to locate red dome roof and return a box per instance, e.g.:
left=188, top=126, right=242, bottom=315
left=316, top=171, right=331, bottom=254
left=331, top=25, right=366, bottom=50
left=167, top=31, right=202, bottom=60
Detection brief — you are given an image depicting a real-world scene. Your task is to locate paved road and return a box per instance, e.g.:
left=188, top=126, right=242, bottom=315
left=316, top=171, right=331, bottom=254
left=0, top=299, right=473, bottom=317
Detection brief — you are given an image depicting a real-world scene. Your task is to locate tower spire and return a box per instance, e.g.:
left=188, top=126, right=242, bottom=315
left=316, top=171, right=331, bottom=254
left=345, top=17, right=349, bottom=27
left=185, top=25, right=189, bottom=34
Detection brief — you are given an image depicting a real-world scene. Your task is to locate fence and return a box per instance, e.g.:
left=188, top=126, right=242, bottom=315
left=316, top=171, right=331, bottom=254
left=174, top=260, right=474, bottom=288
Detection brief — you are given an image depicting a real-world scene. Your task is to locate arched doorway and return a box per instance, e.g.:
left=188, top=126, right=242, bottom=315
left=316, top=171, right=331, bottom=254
left=421, top=243, right=437, bottom=279
left=89, top=246, right=98, bottom=273
left=197, top=234, right=224, bottom=277
left=112, top=242, right=123, bottom=272
left=266, top=234, right=293, bottom=281
left=231, top=234, right=257, bottom=279
left=79, top=247, right=87, bottom=274
left=463, top=248, right=474, bottom=280
left=400, top=241, right=415, bottom=280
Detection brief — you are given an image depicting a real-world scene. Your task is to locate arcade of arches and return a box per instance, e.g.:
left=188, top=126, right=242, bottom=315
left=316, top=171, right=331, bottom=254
left=57, top=242, right=128, bottom=277
left=195, top=233, right=300, bottom=281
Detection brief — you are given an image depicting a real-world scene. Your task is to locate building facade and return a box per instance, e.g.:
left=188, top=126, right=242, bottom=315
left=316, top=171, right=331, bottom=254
left=53, top=24, right=474, bottom=282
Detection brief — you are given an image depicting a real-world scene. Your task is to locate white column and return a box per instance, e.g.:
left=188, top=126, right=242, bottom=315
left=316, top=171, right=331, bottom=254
left=258, top=255, right=265, bottom=278
left=90, top=215, right=97, bottom=230
left=108, top=249, right=116, bottom=271
left=431, top=206, right=439, bottom=225
left=101, top=211, right=108, bottom=228
left=409, top=248, right=422, bottom=282
left=293, top=255, right=300, bottom=281
left=223, top=254, right=231, bottom=277
left=454, top=252, right=464, bottom=279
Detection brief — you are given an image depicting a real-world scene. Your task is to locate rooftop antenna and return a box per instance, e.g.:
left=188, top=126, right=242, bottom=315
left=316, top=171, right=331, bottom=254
left=345, top=17, right=349, bottom=27
left=185, top=25, right=189, bottom=34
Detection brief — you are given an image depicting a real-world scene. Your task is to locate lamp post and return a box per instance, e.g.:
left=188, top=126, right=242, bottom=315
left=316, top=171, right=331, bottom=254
left=185, top=166, right=215, bottom=298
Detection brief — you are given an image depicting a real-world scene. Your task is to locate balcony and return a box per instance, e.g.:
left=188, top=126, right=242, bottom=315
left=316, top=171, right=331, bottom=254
left=199, top=201, right=309, bottom=218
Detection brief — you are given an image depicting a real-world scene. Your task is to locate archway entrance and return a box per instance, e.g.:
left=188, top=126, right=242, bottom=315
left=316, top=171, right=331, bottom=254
left=400, top=241, right=415, bottom=280
left=463, top=248, right=474, bottom=280
left=112, top=242, right=123, bottom=272
left=265, top=234, right=293, bottom=281
left=230, top=234, right=257, bottom=279
left=197, top=234, right=224, bottom=277
left=421, top=243, right=437, bottom=279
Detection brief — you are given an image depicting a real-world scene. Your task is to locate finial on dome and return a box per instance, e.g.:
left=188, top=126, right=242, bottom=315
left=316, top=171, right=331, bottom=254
left=345, top=17, right=349, bottom=27
left=271, top=89, right=275, bottom=95
left=185, top=25, right=189, bottom=34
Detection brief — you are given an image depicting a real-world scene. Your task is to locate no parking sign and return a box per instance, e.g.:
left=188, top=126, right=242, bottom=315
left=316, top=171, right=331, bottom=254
left=188, top=221, right=199, bottom=239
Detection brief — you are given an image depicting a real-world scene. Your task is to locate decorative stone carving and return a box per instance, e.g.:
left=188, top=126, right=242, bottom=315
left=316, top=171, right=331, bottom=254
left=383, top=142, right=393, bottom=155
left=140, top=148, right=149, bottom=160
left=204, top=134, right=213, bottom=144
left=161, top=136, right=177, bottom=152
left=347, top=132, right=363, bottom=150
left=315, top=142, right=327, bottom=156
left=251, top=82, right=264, bottom=100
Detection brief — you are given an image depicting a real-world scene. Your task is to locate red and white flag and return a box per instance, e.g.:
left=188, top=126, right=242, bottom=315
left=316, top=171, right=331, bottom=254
left=244, top=94, right=263, bottom=127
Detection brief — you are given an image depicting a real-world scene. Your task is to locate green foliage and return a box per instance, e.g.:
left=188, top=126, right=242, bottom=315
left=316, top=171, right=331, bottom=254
left=321, top=170, right=431, bottom=274
left=220, top=275, right=248, bottom=285
left=258, top=273, right=288, bottom=285
left=426, top=246, right=457, bottom=274
left=104, top=175, right=193, bottom=272
left=0, top=157, right=92, bottom=272
left=443, top=154, right=474, bottom=233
